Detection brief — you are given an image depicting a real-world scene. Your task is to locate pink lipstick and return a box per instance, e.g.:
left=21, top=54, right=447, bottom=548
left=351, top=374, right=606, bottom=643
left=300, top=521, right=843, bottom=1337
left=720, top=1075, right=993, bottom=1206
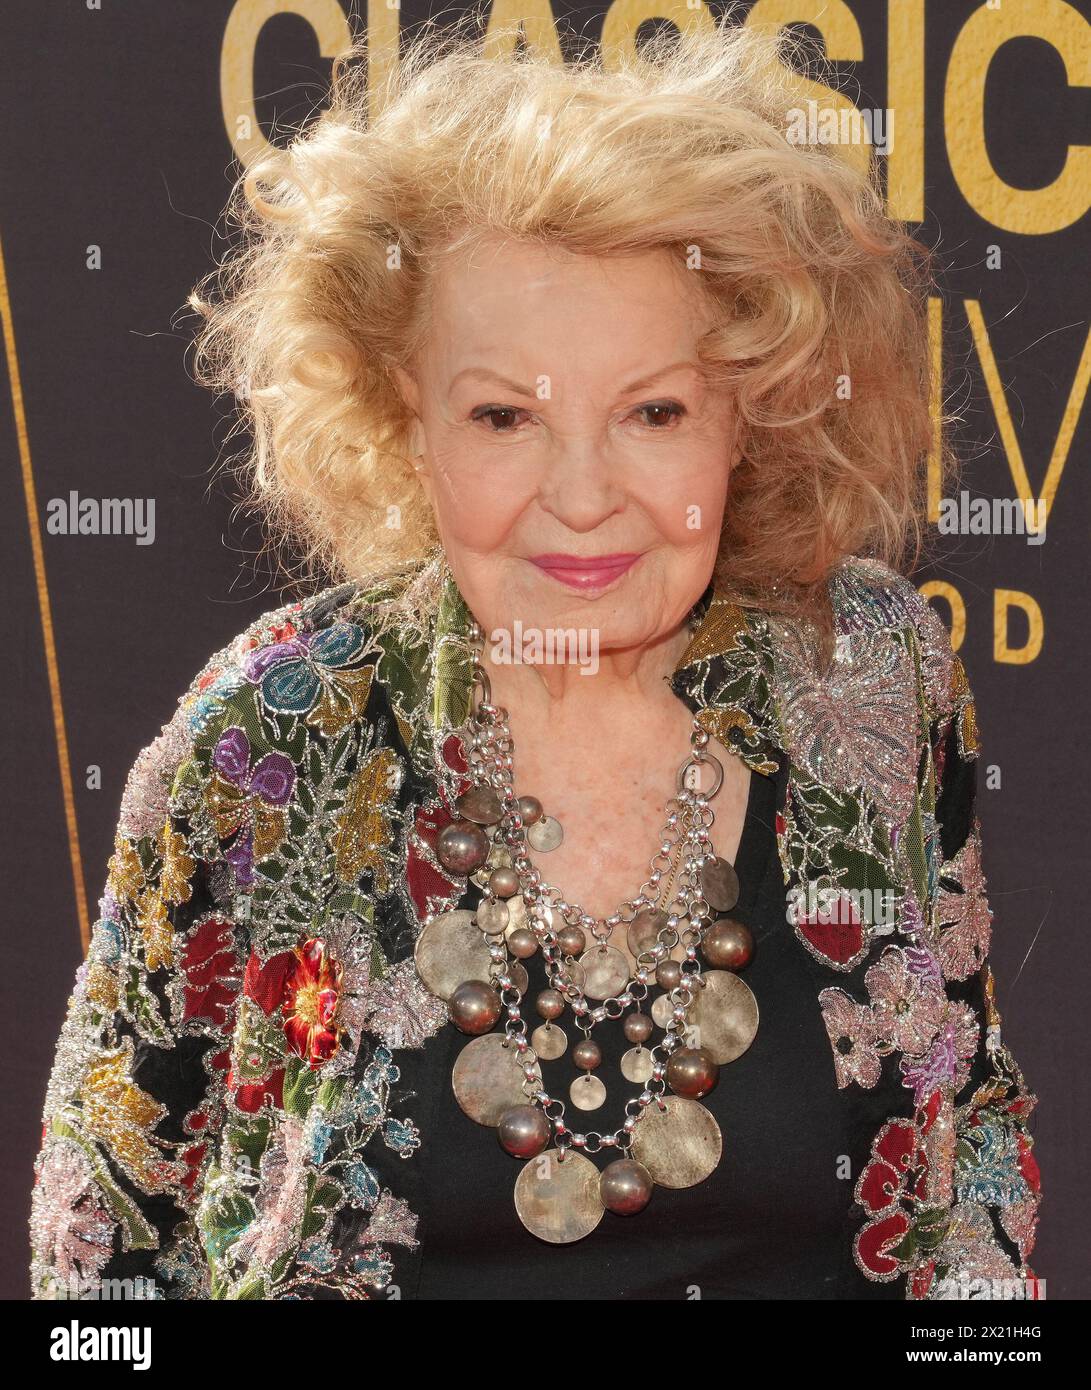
left=529, top=552, right=641, bottom=590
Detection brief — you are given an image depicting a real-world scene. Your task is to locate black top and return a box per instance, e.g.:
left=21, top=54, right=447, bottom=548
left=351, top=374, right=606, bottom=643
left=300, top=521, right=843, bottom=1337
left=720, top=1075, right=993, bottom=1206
left=379, top=764, right=909, bottom=1300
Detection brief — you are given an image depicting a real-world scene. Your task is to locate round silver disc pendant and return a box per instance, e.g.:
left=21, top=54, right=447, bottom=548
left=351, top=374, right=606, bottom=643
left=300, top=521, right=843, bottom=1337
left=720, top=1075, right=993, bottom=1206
left=685, top=969, right=759, bottom=1064
left=527, top=815, right=564, bottom=852
left=569, top=1074, right=607, bottom=1111
left=630, top=1096, right=723, bottom=1189
left=531, top=1022, right=567, bottom=1060
left=651, top=992, right=676, bottom=1030
left=627, top=909, right=668, bottom=958
left=451, top=1032, right=529, bottom=1127
left=620, top=1045, right=654, bottom=1084
left=579, top=944, right=631, bottom=1001
left=476, top=898, right=510, bottom=934
left=414, top=910, right=491, bottom=1000
left=455, top=785, right=503, bottom=825
left=514, top=1150, right=603, bottom=1244
left=700, top=856, right=740, bottom=912
left=502, top=896, right=529, bottom=937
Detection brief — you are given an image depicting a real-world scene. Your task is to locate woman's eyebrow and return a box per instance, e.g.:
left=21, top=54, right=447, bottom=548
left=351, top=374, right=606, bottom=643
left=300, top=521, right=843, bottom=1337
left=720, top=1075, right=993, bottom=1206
left=618, top=361, right=702, bottom=394
left=449, top=361, right=701, bottom=396
left=449, top=367, right=536, bottom=396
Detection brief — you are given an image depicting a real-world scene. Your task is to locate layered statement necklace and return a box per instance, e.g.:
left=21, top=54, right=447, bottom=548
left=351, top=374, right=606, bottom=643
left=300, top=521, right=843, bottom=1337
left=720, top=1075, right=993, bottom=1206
left=414, top=619, right=760, bottom=1244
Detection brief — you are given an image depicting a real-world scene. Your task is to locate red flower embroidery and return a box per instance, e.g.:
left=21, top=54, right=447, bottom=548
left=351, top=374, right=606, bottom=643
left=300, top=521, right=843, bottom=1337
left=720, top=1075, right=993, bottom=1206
left=1018, top=1137, right=1041, bottom=1195
left=281, top=939, right=344, bottom=1069
left=853, top=1110, right=933, bottom=1281
left=180, top=916, right=240, bottom=1033
left=243, top=949, right=296, bottom=1015
left=796, top=889, right=866, bottom=968
left=231, top=1069, right=285, bottom=1114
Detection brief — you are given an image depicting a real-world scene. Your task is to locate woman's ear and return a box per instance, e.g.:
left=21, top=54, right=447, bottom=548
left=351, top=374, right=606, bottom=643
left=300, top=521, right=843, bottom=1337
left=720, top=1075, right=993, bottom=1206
left=391, top=365, right=427, bottom=471
left=408, top=418, right=426, bottom=463
left=392, top=364, right=420, bottom=416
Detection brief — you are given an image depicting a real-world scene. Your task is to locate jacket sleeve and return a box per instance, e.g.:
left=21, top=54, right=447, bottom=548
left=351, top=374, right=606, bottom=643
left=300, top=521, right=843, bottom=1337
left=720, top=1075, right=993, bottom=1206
left=914, top=620, right=1043, bottom=1300
left=30, top=652, right=249, bottom=1300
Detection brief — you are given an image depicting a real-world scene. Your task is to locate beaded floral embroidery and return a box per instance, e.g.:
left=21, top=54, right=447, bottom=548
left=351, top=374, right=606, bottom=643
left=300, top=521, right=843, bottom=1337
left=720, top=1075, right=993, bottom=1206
left=30, top=552, right=1040, bottom=1299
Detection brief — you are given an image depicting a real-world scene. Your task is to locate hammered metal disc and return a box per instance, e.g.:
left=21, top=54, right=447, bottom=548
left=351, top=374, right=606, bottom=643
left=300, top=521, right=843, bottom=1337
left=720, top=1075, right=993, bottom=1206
left=509, top=962, right=529, bottom=995
left=651, top=993, right=675, bottom=1029
left=685, top=969, right=759, bottom=1064
left=514, top=1151, right=604, bottom=1244
left=476, top=898, right=510, bottom=934
left=502, top=896, right=530, bottom=937
left=531, top=1022, right=567, bottom=1060
left=527, top=816, right=564, bottom=852
left=414, top=910, right=491, bottom=1000
left=627, top=909, right=668, bottom=958
left=569, top=1074, right=607, bottom=1111
left=451, top=1032, right=528, bottom=1126
left=561, top=960, right=586, bottom=992
left=455, top=785, right=503, bottom=824
left=630, top=1096, right=723, bottom=1189
left=579, top=945, right=631, bottom=1001
left=620, top=1046, right=654, bottom=1084
left=700, top=856, right=740, bottom=912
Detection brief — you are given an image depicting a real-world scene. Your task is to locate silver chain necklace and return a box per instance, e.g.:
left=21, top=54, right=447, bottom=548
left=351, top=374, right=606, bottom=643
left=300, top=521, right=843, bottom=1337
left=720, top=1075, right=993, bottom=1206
left=414, top=619, right=760, bottom=1243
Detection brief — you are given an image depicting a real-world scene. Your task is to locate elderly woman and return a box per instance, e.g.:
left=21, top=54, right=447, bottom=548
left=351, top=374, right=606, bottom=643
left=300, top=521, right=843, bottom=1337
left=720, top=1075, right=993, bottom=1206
left=31, top=18, right=1041, bottom=1301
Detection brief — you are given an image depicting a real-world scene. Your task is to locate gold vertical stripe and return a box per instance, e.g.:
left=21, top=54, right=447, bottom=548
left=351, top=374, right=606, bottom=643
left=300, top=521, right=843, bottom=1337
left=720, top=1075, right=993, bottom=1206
left=0, top=231, right=90, bottom=952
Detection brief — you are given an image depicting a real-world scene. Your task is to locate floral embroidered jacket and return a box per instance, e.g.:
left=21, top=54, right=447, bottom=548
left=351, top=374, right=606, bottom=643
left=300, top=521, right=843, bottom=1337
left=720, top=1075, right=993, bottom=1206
left=30, top=552, right=1042, bottom=1299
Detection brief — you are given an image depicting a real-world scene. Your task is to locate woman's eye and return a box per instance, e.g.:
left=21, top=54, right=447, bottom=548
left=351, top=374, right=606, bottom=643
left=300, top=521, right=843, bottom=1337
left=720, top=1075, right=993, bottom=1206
left=634, top=401, right=685, bottom=428
left=472, top=405, right=528, bottom=432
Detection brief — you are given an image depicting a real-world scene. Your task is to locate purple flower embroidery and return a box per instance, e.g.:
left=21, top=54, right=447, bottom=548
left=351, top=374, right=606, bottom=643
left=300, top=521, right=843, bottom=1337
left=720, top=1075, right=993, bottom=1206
left=211, top=727, right=296, bottom=887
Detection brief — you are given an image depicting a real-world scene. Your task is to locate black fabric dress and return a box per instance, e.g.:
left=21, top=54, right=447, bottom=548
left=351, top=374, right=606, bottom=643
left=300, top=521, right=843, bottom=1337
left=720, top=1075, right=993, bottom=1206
left=382, top=761, right=910, bottom=1300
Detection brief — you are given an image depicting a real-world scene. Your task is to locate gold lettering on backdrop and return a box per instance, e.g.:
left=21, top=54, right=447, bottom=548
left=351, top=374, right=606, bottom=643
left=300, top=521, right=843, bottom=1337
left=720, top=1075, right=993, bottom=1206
left=601, top=0, right=715, bottom=69
left=886, top=0, right=924, bottom=222
left=995, top=589, right=1044, bottom=665
left=965, top=300, right=1091, bottom=532
left=945, top=0, right=1091, bottom=234
left=745, top=0, right=870, bottom=176
left=484, top=0, right=564, bottom=60
left=918, top=581, right=967, bottom=653
left=222, top=0, right=352, bottom=165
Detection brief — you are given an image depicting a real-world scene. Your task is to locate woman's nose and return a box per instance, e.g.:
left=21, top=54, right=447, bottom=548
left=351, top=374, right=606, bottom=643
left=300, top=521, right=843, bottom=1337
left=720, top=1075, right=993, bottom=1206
left=535, top=435, right=625, bottom=532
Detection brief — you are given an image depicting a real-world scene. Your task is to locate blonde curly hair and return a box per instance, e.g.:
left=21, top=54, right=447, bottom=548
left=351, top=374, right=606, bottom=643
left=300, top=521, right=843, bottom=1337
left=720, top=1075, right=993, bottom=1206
left=189, top=7, right=949, bottom=626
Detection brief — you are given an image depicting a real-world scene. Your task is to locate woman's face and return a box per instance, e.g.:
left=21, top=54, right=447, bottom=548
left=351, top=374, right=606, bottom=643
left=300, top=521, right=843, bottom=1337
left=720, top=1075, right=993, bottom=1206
left=394, top=233, right=739, bottom=659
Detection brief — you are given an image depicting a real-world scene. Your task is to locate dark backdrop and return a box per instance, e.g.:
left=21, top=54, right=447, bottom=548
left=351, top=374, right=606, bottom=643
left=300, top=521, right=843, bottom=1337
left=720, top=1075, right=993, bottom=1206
left=2, top=0, right=1086, bottom=1299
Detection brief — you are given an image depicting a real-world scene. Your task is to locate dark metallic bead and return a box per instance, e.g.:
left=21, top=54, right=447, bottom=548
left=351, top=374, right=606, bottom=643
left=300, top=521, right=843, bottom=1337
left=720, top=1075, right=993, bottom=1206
left=496, top=1105, right=551, bottom=1158
left=572, top=1039, right=602, bottom=1071
left=436, top=820, right=489, bottom=875
left=702, top=917, right=754, bottom=971
left=667, top=1046, right=719, bottom=1098
left=599, top=1159, right=654, bottom=1215
left=448, top=979, right=501, bottom=1035
left=623, top=1011, right=653, bottom=1043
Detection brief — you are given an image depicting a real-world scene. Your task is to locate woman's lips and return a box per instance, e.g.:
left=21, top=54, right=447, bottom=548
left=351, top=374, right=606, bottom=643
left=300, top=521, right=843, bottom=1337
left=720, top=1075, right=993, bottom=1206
left=529, top=552, right=641, bottom=590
